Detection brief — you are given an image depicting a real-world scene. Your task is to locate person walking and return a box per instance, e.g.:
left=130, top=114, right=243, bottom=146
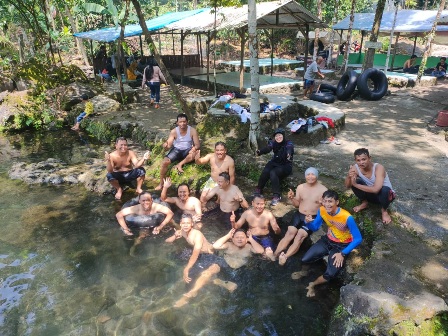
left=141, top=57, right=167, bottom=109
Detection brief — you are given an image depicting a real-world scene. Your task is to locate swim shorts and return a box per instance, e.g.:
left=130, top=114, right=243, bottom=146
left=106, top=168, right=146, bottom=184
left=252, top=234, right=275, bottom=250
left=304, top=79, right=315, bottom=89
left=290, top=211, right=315, bottom=236
left=218, top=207, right=243, bottom=230
left=202, top=177, right=218, bottom=191
left=166, top=147, right=191, bottom=162
left=187, top=253, right=228, bottom=280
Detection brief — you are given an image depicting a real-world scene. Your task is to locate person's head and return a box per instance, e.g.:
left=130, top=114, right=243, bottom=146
left=322, top=190, right=339, bottom=214
left=273, top=128, right=285, bottom=144
left=214, top=141, right=227, bottom=159
left=148, top=56, right=157, bottom=66
left=180, top=213, right=194, bottom=231
left=100, top=45, right=106, bottom=51
left=316, top=56, right=324, bottom=63
left=115, top=137, right=128, bottom=152
left=217, top=172, right=231, bottom=189
left=353, top=148, right=371, bottom=168
left=440, top=57, right=446, bottom=63
left=252, top=194, right=266, bottom=213
left=138, top=192, right=153, bottom=210
left=176, top=113, right=188, bottom=129
left=232, top=228, right=248, bottom=247
left=410, top=55, right=417, bottom=59
left=305, top=167, right=319, bottom=184
left=177, top=183, right=190, bottom=201
left=81, top=94, right=89, bottom=101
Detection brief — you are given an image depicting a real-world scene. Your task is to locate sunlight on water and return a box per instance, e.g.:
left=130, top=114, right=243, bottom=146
left=0, top=132, right=338, bottom=335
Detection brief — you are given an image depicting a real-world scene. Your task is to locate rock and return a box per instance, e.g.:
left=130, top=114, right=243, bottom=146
left=102, top=83, right=138, bottom=104
left=90, top=94, right=121, bottom=114
left=46, top=82, right=95, bottom=111
left=0, top=75, right=14, bottom=92
left=0, top=91, right=29, bottom=127
left=15, top=79, right=32, bottom=91
left=340, top=284, right=448, bottom=331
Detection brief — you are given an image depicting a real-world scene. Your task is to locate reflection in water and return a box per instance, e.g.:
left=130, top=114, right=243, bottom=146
left=0, top=132, right=338, bottom=335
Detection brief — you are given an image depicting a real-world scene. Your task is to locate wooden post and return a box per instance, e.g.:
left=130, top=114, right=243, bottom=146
left=139, top=35, right=143, bottom=56
left=270, top=29, right=274, bottom=76
left=206, top=32, right=210, bottom=91
left=181, top=30, right=184, bottom=85
left=237, top=28, right=246, bottom=92
left=304, top=24, right=309, bottom=78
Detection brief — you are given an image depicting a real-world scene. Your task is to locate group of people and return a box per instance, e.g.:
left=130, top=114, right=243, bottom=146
left=105, top=113, right=396, bottom=306
left=403, top=55, right=447, bottom=78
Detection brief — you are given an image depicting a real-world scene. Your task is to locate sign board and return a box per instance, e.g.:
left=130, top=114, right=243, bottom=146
left=365, top=41, right=383, bottom=49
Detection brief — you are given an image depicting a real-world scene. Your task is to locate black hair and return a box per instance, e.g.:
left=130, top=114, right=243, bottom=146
left=144, top=62, right=154, bottom=81
left=81, top=94, right=89, bottom=100
left=354, top=148, right=370, bottom=157
left=219, top=172, right=230, bottom=181
left=252, top=194, right=265, bottom=202
left=411, top=54, right=417, bottom=59
left=441, top=57, right=446, bottom=61
left=232, top=228, right=246, bottom=237
left=139, top=191, right=152, bottom=200
left=115, top=137, right=127, bottom=144
left=215, top=141, right=227, bottom=149
left=180, top=213, right=193, bottom=222
left=177, top=183, right=190, bottom=192
left=177, top=113, right=188, bottom=122
left=322, top=190, right=339, bottom=201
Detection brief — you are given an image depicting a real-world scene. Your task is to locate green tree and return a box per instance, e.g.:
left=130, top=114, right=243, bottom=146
left=363, top=0, right=386, bottom=69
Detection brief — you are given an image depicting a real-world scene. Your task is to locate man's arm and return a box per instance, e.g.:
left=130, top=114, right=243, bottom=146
left=163, top=129, right=176, bottom=151
left=345, top=165, right=358, bottom=188
left=190, top=127, right=201, bottom=150
left=130, top=150, right=150, bottom=168
left=212, top=229, right=233, bottom=249
left=288, top=186, right=301, bottom=208
left=351, top=164, right=386, bottom=194
left=234, top=188, right=249, bottom=209
left=183, top=233, right=203, bottom=283
left=232, top=211, right=247, bottom=229
left=269, top=213, right=281, bottom=235
left=104, top=151, right=114, bottom=173
left=115, top=207, right=135, bottom=235
left=306, top=209, right=324, bottom=232
left=247, top=230, right=265, bottom=254
left=165, top=229, right=182, bottom=243
left=228, top=158, right=236, bottom=185
left=152, top=205, right=174, bottom=235
left=332, top=216, right=363, bottom=268
left=160, top=178, right=176, bottom=203
left=200, top=186, right=218, bottom=203
left=194, top=151, right=211, bottom=165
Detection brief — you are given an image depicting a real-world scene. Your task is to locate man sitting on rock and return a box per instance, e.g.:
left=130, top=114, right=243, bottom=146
left=105, top=137, right=150, bottom=200
left=344, top=148, right=396, bottom=224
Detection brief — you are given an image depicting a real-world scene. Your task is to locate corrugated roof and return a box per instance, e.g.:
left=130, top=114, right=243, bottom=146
left=73, top=9, right=208, bottom=42
left=165, top=0, right=327, bottom=33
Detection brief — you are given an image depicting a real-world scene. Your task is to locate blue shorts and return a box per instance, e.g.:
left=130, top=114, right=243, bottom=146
left=304, top=79, right=315, bottom=89
left=76, top=112, right=87, bottom=123
left=166, top=147, right=191, bottom=162
left=252, top=234, right=275, bottom=250
left=106, top=168, right=146, bottom=184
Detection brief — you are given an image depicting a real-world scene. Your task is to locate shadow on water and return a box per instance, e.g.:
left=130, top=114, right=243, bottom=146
left=0, top=131, right=339, bottom=335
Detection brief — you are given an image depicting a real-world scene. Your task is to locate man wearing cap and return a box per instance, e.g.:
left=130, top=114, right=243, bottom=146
left=273, top=167, right=328, bottom=265
left=255, top=128, right=294, bottom=206
left=71, top=94, right=94, bottom=131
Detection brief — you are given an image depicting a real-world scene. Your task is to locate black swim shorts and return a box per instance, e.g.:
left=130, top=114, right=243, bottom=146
left=166, top=147, right=191, bottom=163
left=290, top=211, right=315, bottom=236
left=106, top=168, right=146, bottom=183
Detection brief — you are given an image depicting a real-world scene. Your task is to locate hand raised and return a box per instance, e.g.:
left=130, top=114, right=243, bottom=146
left=194, top=149, right=201, bottom=160
left=143, top=151, right=150, bottom=160
left=163, top=177, right=172, bottom=188
left=230, top=211, right=236, bottom=223
left=104, top=151, right=110, bottom=161
left=287, top=188, right=294, bottom=199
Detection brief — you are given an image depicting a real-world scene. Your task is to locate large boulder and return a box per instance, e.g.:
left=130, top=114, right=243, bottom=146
left=89, top=94, right=121, bottom=114
left=0, top=91, right=28, bottom=127
left=47, top=82, right=96, bottom=111
left=0, top=75, right=14, bottom=92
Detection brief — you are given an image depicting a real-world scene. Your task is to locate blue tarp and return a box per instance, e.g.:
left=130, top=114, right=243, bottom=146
left=73, top=9, right=208, bottom=42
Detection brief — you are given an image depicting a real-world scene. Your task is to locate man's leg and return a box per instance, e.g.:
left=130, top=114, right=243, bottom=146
left=175, top=150, right=195, bottom=173
left=107, top=173, right=124, bottom=200
left=351, top=179, right=371, bottom=212
left=174, top=263, right=220, bottom=308
left=378, top=186, right=395, bottom=224
left=156, top=157, right=171, bottom=190
left=274, top=226, right=298, bottom=257
left=136, top=175, right=145, bottom=194
left=306, top=275, right=327, bottom=297
left=280, top=228, right=309, bottom=266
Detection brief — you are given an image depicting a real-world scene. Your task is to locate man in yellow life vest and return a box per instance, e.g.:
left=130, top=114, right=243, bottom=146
left=301, top=190, right=362, bottom=297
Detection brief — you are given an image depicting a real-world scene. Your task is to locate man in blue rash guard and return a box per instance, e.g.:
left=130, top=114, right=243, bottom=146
left=301, top=190, right=362, bottom=297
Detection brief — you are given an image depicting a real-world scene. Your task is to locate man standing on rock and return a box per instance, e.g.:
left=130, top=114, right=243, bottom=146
left=303, top=56, right=325, bottom=99
left=155, top=113, right=200, bottom=190
left=345, top=148, right=396, bottom=224
left=194, top=141, right=235, bottom=208
left=302, top=190, right=362, bottom=297
left=105, top=137, right=150, bottom=200
left=273, top=167, right=327, bottom=265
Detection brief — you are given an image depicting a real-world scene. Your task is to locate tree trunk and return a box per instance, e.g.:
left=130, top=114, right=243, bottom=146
left=131, top=0, right=194, bottom=121
left=41, top=0, right=56, bottom=65
left=313, top=0, right=322, bottom=61
left=417, top=0, right=446, bottom=83
left=65, top=4, right=89, bottom=66
left=248, top=0, right=260, bottom=152
left=327, top=0, right=339, bottom=68
left=117, top=1, right=130, bottom=104
left=341, top=0, right=356, bottom=73
left=363, top=0, right=386, bottom=69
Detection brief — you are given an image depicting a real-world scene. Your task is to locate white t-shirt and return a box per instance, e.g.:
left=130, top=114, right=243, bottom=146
left=304, top=61, right=319, bottom=80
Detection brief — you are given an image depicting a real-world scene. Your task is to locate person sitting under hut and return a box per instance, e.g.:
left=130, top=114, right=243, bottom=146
left=403, top=54, right=419, bottom=74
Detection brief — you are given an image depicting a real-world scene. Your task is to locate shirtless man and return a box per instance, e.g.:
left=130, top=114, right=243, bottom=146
left=105, top=137, right=150, bottom=200
left=195, top=141, right=235, bottom=205
left=232, top=194, right=281, bottom=261
left=156, top=113, right=200, bottom=190
left=200, top=172, right=249, bottom=229
left=274, top=167, right=327, bottom=265
left=166, top=214, right=236, bottom=307
left=213, top=228, right=265, bottom=269
left=345, top=148, right=396, bottom=224
left=160, top=177, right=203, bottom=229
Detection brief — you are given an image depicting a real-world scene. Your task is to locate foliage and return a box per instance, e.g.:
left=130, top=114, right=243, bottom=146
left=16, top=58, right=88, bottom=94
left=320, top=0, right=373, bottom=24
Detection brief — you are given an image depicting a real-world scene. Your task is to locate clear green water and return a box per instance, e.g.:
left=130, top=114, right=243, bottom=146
left=0, top=131, right=338, bottom=335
